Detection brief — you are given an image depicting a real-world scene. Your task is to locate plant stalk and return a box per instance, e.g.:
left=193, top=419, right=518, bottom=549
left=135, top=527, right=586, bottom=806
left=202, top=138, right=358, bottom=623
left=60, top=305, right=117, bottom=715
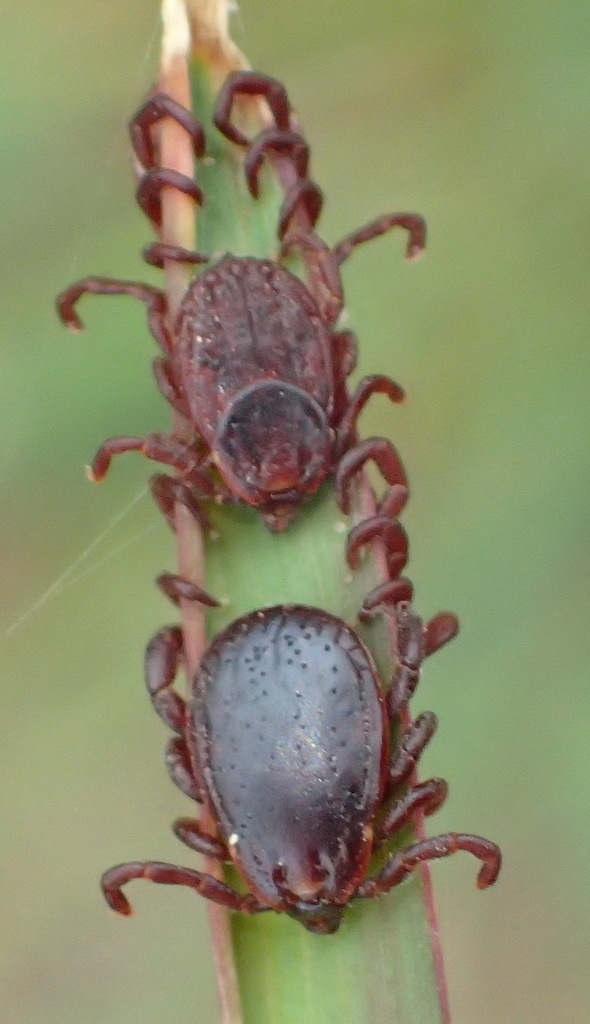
left=154, top=2, right=451, bottom=1023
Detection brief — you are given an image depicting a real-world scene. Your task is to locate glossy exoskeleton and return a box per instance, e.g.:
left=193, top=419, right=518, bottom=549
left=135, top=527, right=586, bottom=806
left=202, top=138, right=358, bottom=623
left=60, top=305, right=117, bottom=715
left=57, top=72, right=424, bottom=530
left=102, top=603, right=501, bottom=934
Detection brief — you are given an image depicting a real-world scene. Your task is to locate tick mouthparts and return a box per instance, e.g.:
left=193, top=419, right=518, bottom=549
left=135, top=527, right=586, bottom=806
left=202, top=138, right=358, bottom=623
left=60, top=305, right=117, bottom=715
left=262, top=507, right=298, bottom=532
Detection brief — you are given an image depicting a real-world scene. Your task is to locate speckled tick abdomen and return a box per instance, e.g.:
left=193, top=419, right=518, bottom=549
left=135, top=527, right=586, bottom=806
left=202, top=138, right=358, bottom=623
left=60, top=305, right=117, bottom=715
left=191, top=606, right=387, bottom=907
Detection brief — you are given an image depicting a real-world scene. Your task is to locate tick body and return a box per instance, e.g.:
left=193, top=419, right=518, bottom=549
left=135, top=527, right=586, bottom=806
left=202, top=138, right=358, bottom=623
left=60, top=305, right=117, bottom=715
left=57, top=71, right=419, bottom=530
left=102, top=603, right=501, bottom=934
left=194, top=607, right=386, bottom=917
left=174, top=256, right=336, bottom=518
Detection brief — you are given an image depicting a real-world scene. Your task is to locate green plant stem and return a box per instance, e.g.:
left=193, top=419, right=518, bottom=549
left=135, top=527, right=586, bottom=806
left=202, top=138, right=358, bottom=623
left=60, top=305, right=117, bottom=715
left=158, top=3, right=451, bottom=1023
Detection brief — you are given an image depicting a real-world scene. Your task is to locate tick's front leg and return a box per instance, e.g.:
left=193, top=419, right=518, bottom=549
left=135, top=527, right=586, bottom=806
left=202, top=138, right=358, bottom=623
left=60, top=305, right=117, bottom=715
left=357, top=833, right=502, bottom=898
left=101, top=861, right=265, bottom=916
left=89, top=432, right=215, bottom=496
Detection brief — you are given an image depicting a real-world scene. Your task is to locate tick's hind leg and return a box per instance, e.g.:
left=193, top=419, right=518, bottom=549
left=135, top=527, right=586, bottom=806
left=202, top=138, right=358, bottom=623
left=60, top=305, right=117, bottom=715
left=89, top=433, right=215, bottom=496
left=277, top=179, right=324, bottom=239
left=144, top=625, right=186, bottom=734
left=244, top=128, right=309, bottom=198
left=165, top=736, right=203, bottom=802
left=150, top=474, right=213, bottom=535
left=335, top=437, right=408, bottom=516
left=145, top=626, right=206, bottom=801
left=173, top=818, right=229, bottom=860
left=358, top=594, right=459, bottom=716
left=156, top=572, right=219, bottom=609
left=281, top=229, right=344, bottom=325
left=213, top=71, right=293, bottom=147
left=213, top=72, right=324, bottom=244
left=56, top=277, right=171, bottom=353
left=360, top=578, right=414, bottom=622
left=333, top=212, right=427, bottom=265
left=130, top=94, right=206, bottom=172
left=151, top=356, right=191, bottom=418
left=424, top=612, right=460, bottom=657
left=136, top=168, right=203, bottom=226
left=130, top=94, right=206, bottom=227
left=143, top=242, right=209, bottom=270
left=346, top=516, right=409, bottom=578
left=101, top=861, right=265, bottom=916
left=357, top=833, right=502, bottom=899
left=337, top=374, right=405, bottom=449
left=386, top=711, right=438, bottom=792
left=376, top=777, right=448, bottom=844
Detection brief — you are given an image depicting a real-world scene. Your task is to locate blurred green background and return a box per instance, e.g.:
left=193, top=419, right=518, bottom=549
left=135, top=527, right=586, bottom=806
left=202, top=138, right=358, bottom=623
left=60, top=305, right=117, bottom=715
left=2, top=1, right=589, bottom=1022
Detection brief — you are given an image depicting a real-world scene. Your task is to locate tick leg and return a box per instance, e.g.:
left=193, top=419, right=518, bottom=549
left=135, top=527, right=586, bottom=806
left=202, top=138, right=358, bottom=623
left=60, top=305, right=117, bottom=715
left=333, top=212, right=427, bottom=266
left=378, top=484, right=410, bottom=520
left=129, top=93, right=206, bottom=171
left=165, top=736, right=203, bottom=802
left=346, top=515, right=409, bottom=577
left=357, top=833, right=502, bottom=898
left=387, top=604, right=426, bottom=717
left=278, top=179, right=324, bottom=240
left=386, top=711, right=438, bottom=792
left=144, top=625, right=186, bottom=733
left=145, top=628, right=206, bottom=804
left=56, top=277, right=171, bottom=353
left=424, top=611, right=460, bottom=656
left=332, top=329, right=358, bottom=380
left=376, top=777, right=448, bottom=844
left=213, top=70, right=292, bottom=147
left=150, top=473, right=212, bottom=534
left=280, top=228, right=343, bottom=324
left=173, top=818, right=229, bottom=860
left=335, top=437, right=408, bottom=516
left=360, top=577, right=414, bottom=622
left=337, top=374, right=405, bottom=448
left=143, top=242, right=209, bottom=269
left=89, top=432, right=215, bottom=494
left=244, top=128, right=309, bottom=198
left=152, top=356, right=191, bottom=418
left=101, top=861, right=265, bottom=916
left=331, top=330, right=359, bottom=426
left=136, top=168, right=203, bottom=226
left=157, top=571, right=219, bottom=608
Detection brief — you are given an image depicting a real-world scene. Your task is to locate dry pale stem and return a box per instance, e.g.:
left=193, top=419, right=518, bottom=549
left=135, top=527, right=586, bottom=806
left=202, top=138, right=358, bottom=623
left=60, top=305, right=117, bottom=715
left=157, top=4, right=242, bottom=1024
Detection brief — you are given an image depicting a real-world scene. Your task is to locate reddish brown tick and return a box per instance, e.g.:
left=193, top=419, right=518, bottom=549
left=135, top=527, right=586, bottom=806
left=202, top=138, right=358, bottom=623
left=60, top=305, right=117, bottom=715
left=57, top=72, right=425, bottom=530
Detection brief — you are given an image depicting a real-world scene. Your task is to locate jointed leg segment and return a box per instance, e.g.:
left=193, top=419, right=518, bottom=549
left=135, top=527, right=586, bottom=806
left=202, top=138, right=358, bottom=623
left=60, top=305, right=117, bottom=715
left=56, top=277, right=171, bottom=352
left=336, top=437, right=408, bottom=515
left=135, top=168, right=203, bottom=226
left=214, top=71, right=292, bottom=147
left=156, top=571, right=219, bottom=608
left=89, top=433, right=214, bottom=495
left=386, top=711, right=438, bottom=791
left=337, top=374, right=405, bottom=447
left=333, top=212, right=427, bottom=265
left=173, top=818, right=229, bottom=860
left=357, top=833, right=501, bottom=898
left=149, top=474, right=212, bottom=534
left=129, top=93, right=206, bottom=171
left=346, top=515, right=409, bottom=577
left=376, top=777, right=448, bottom=843
left=101, top=861, right=264, bottom=916
left=244, top=128, right=310, bottom=198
